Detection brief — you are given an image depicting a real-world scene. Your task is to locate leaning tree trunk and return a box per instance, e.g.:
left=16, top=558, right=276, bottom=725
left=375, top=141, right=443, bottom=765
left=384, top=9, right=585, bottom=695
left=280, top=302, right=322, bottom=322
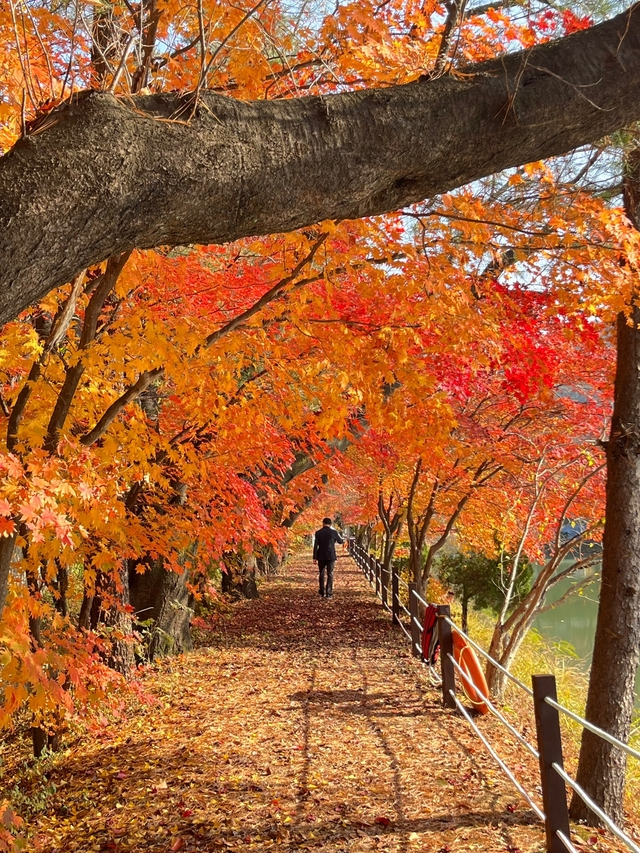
left=571, top=149, right=640, bottom=826
left=129, top=557, right=194, bottom=659
left=3, top=9, right=640, bottom=323
left=485, top=619, right=530, bottom=701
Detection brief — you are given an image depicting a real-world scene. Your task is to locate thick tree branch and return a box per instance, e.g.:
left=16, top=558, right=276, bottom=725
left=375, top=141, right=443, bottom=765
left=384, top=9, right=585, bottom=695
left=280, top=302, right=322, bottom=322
left=7, top=271, right=85, bottom=452
left=2, top=6, right=640, bottom=323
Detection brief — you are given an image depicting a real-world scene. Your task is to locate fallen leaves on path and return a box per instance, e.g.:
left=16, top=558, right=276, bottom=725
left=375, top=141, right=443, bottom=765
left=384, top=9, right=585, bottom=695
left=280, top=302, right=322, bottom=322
left=2, top=555, right=630, bottom=852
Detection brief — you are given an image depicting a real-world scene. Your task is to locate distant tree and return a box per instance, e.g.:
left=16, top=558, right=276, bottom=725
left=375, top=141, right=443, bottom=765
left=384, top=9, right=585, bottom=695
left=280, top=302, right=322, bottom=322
left=436, top=547, right=533, bottom=635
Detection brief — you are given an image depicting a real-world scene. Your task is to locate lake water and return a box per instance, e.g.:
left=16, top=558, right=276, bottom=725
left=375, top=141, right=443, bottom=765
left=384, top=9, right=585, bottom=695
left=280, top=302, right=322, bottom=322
left=532, top=567, right=601, bottom=665
left=531, top=565, right=640, bottom=699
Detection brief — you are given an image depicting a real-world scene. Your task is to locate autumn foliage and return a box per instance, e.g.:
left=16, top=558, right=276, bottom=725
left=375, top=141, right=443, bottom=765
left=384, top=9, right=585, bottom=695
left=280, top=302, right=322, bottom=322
left=1, top=1, right=640, bottom=847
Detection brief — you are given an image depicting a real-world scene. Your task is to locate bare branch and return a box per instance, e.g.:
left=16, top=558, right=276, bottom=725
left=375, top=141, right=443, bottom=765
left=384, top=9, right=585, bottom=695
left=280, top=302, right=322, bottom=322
left=204, top=232, right=328, bottom=348
left=80, top=367, right=164, bottom=446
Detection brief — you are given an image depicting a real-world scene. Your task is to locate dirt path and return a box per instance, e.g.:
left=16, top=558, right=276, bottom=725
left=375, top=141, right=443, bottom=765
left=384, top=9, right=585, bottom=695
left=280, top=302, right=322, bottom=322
left=20, top=553, right=550, bottom=852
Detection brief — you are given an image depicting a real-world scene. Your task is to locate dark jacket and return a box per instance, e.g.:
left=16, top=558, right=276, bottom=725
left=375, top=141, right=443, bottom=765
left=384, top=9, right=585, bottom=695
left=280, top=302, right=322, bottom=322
left=313, top=526, right=344, bottom=562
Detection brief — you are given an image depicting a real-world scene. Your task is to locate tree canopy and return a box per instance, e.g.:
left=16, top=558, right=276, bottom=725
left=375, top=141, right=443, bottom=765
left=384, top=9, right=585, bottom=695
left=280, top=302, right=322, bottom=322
left=2, top=0, right=640, bottom=839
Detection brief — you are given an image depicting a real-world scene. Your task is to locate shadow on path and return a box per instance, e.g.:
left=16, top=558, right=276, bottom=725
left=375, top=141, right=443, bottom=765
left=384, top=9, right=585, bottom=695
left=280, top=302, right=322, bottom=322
left=19, top=552, right=548, bottom=853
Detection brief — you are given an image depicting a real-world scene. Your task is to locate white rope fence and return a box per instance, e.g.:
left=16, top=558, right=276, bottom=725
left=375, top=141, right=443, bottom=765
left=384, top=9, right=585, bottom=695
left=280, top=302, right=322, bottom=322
left=544, top=696, right=640, bottom=763
left=348, top=542, right=640, bottom=853
left=449, top=689, right=545, bottom=821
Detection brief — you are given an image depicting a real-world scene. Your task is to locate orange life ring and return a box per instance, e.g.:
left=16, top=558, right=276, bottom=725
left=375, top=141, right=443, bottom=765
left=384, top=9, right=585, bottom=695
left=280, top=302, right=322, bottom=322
left=452, top=631, right=490, bottom=715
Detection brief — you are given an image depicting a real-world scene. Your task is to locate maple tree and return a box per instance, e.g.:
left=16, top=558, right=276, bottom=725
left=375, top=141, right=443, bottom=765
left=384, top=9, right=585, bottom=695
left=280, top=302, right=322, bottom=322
left=0, top=205, right=446, bottom=750
left=317, top=166, right=627, bottom=816
left=482, top=448, right=606, bottom=699
left=1, top=0, right=640, bottom=832
left=330, top=268, right=612, bottom=641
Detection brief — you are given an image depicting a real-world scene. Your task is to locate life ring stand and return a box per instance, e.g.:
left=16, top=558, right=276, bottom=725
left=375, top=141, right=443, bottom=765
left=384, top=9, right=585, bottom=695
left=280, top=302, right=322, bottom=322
left=452, top=631, right=490, bottom=715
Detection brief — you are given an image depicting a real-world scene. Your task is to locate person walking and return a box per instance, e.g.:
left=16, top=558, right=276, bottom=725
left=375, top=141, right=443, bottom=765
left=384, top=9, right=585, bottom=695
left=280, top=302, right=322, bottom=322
left=313, top=517, right=344, bottom=598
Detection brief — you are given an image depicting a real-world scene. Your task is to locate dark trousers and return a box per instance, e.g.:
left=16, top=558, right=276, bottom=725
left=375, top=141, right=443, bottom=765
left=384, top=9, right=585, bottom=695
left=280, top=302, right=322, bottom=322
left=318, top=560, right=335, bottom=596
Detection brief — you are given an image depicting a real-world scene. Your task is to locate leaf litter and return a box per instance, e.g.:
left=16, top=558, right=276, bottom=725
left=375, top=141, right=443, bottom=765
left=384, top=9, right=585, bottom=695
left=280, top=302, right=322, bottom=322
left=2, top=554, right=633, bottom=852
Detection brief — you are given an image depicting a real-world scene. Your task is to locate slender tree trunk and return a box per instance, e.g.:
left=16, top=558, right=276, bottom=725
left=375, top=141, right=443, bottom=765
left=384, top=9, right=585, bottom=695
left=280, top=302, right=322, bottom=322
left=0, top=531, right=17, bottom=616
left=485, top=619, right=531, bottom=700
left=51, top=559, right=69, bottom=617
left=485, top=620, right=506, bottom=697
left=571, top=150, right=640, bottom=825
left=461, top=593, right=469, bottom=636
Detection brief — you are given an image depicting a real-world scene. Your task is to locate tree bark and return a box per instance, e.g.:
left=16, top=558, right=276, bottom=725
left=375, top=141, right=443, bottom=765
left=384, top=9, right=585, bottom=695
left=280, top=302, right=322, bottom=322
left=129, top=558, right=194, bottom=659
left=256, top=546, right=282, bottom=575
left=221, top=553, right=259, bottom=599
left=0, top=531, right=18, bottom=616
left=2, top=7, right=640, bottom=323
left=485, top=620, right=529, bottom=700
left=461, top=591, right=469, bottom=636
left=105, top=565, right=136, bottom=677
left=571, top=148, right=640, bottom=826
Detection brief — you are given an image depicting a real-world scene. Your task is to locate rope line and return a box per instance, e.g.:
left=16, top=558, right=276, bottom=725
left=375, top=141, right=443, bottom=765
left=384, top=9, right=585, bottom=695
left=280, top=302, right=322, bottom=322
left=444, top=616, right=533, bottom=697
left=556, top=830, right=580, bottom=853
left=397, top=620, right=411, bottom=642
left=552, top=763, right=640, bottom=853
left=413, top=589, right=429, bottom=609
left=426, top=664, right=442, bottom=686
left=449, top=690, right=545, bottom=822
left=448, top=654, right=539, bottom=759
left=544, top=697, right=640, bottom=762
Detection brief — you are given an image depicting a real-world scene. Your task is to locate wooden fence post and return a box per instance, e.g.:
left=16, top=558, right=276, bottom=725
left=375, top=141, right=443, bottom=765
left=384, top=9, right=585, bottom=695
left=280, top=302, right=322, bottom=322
left=381, top=563, right=388, bottom=609
left=375, top=557, right=381, bottom=598
left=392, top=563, right=400, bottom=626
left=409, top=583, right=420, bottom=658
left=532, top=675, right=571, bottom=853
left=437, top=605, right=456, bottom=709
